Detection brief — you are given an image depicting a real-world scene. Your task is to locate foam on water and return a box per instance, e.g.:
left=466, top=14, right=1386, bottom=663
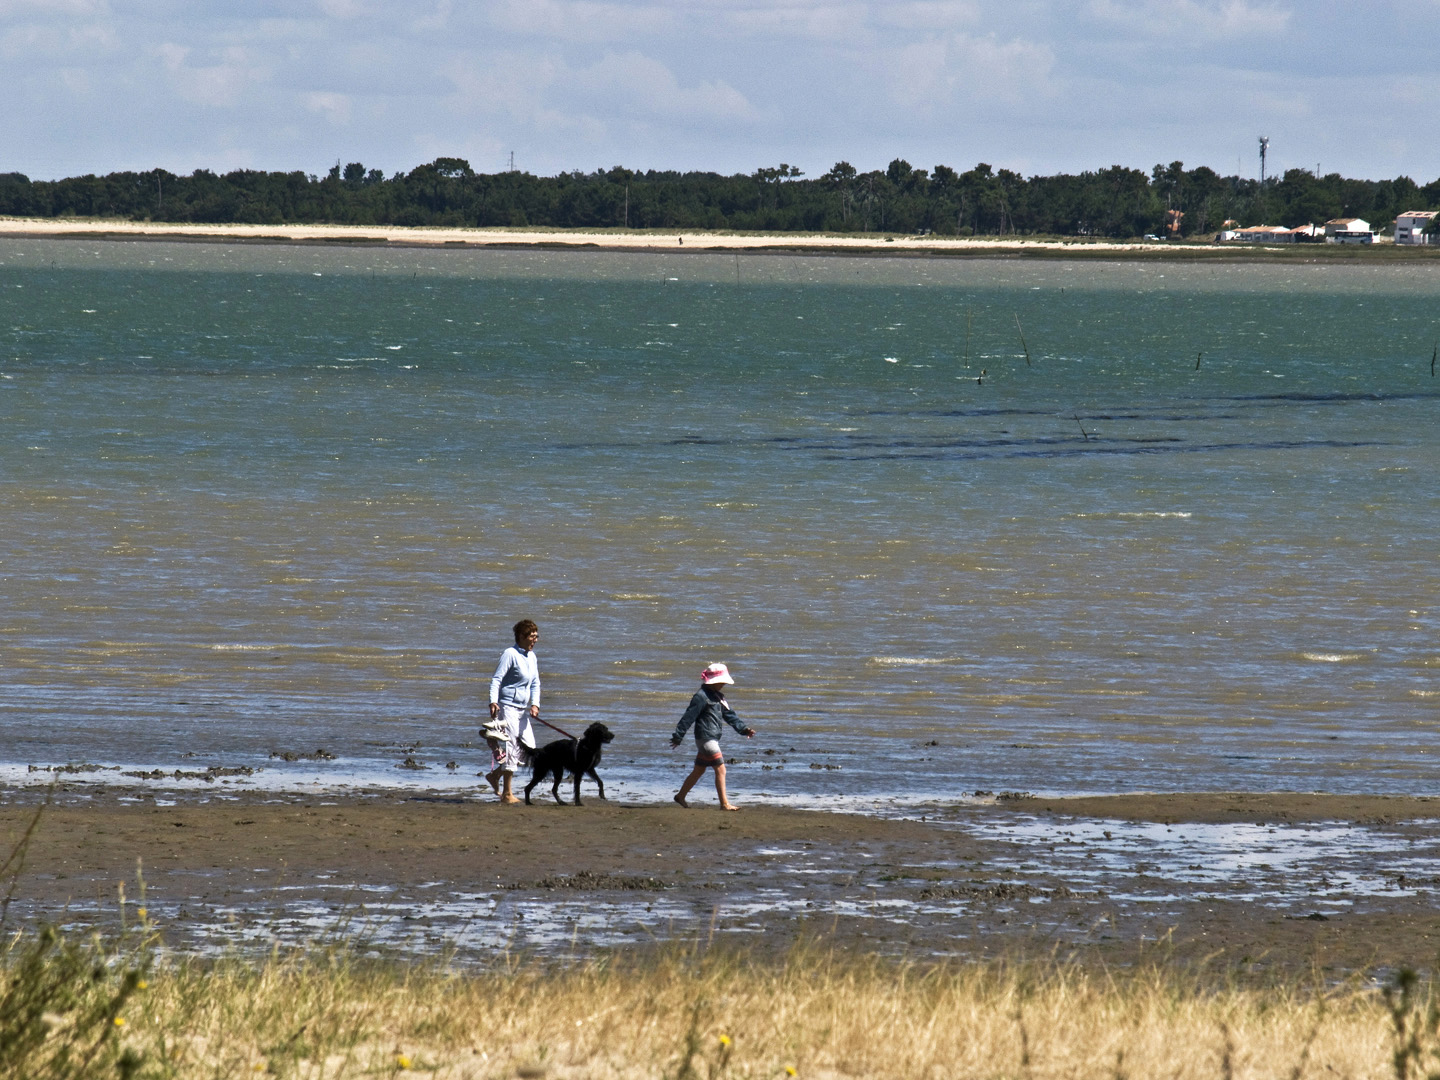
left=868, top=656, right=962, bottom=666
left=0, top=760, right=997, bottom=815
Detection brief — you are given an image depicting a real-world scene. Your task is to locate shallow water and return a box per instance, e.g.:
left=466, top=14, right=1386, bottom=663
left=2, top=240, right=1438, bottom=802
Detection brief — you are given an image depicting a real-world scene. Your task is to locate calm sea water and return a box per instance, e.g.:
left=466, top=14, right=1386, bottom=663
left=1, top=238, right=1437, bottom=804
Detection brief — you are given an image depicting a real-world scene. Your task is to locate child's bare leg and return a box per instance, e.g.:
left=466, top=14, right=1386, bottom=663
left=713, top=764, right=738, bottom=811
left=675, top=763, right=706, bottom=807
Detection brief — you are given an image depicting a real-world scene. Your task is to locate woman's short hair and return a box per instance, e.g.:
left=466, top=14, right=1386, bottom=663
left=513, top=619, right=539, bottom=643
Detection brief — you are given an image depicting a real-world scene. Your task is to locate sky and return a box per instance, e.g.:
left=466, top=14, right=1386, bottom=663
left=5, top=0, right=1440, bottom=184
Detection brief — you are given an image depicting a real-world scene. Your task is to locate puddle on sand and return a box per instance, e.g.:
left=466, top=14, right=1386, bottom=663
left=101, top=891, right=717, bottom=958
left=950, top=815, right=1440, bottom=910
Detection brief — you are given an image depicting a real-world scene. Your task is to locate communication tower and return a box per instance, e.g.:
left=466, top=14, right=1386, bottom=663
left=1258, top=136, right=1270, bottom=183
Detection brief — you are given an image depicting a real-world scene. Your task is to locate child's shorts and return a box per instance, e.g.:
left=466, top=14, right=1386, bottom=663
left=695, top=739, right=723, bottom=767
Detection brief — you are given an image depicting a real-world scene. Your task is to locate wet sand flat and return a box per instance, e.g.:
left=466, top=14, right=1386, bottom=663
left=6, top=788, right=1438, bottom=975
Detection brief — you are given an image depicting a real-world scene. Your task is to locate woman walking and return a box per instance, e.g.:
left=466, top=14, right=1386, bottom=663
left=671, top=663, right=755, bottom=810
left=486, top=619, right=541, bottom=804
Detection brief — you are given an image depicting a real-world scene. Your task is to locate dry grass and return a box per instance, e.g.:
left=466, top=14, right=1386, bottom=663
left=11, top=928, right=1428, bottom=1080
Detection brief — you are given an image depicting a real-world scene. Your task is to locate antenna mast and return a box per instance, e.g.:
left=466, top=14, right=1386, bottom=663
left=1258, top=136, right=1270, bottom=183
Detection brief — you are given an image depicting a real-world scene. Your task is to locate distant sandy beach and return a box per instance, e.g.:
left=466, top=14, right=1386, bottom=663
left=5, top=217, right=1431, bottom=259
left=0, top=216, right=1209, bottom=254
left=6, top=787, right=1437, bottom=973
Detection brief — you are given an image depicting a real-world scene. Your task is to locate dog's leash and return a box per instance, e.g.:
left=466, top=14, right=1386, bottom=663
left=534, top=716, right=578, bottom=741
left=485, top=714, right=578, bottom=742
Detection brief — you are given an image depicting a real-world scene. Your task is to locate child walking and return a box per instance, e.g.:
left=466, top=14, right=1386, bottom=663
left=670, top=663, right=755, bottom=811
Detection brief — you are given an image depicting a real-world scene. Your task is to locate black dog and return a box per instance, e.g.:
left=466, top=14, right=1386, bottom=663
left=524, top=722, right=614, bottom=806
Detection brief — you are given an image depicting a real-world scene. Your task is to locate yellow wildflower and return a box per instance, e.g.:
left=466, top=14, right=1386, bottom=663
left=112, top=1017, right=126, bottom=1027
left=718, top=1035, right=732, bottom=1048
left=786, top=1068, right=798, bottom=1077
left=397, top=1055, right=412, bottom=1069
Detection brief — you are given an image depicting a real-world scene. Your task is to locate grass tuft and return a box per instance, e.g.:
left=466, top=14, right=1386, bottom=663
left=0, top=915, right=153, bottom=1079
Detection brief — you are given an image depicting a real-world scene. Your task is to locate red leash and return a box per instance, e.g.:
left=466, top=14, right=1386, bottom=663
left=534, top=716, right=577, bottom=741
left=486, top=714, right=577, bottom=742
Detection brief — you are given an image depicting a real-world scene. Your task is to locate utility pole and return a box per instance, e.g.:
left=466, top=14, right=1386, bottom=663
left=624, top=185, right=629, bottom=228
left=1258, top=135, right=1270, bottom=183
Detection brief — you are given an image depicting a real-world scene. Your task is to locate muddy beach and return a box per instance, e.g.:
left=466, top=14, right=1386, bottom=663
left=4, top=787, right=1438, bottom=977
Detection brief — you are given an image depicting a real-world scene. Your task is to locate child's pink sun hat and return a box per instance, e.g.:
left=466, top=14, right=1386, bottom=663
left=700, top=663, right=735, bottom=685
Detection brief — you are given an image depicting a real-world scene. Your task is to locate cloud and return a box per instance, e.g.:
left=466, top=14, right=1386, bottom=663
left=304, top=90, right=352, bottom=124
left=572, top=50, right=756, bottom=121
left=483, top=0, right=677, bottom=41
left=446, top=46, right=755, bottom=134
left=0, top=0, right=116, bottom=62
left=1392, top=72, right=1440, bottom=107
left=155, top=42, right=270, bottom=108
left=874, top=1, right=980, bottom=30
left=0, top=0, right=106, bottom=14
left=712, top=1, right=982, bottom=55
left=315, top=0, right=378, bottom=17
left=6, top=0, right=1440, bottom=184
left=886, top=31, right=1057, bottom=110
left=0, top=16, right=116, bottom=60
left=722, top=2, right=871, bottom=42
left=445, top=50, right=561, bottom=123
left=1085, top=0, right=1291, bottom=40
left=410, top=0, right=452, bottom=33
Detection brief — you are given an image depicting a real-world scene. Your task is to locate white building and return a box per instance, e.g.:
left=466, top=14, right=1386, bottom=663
left=1219, top=222, right=1346, bottom=244
left=1394, top=210, right=1438, bottom=245
left=1231, top=224, right=1291, bottom=243
left=1324, top=218, right=1373, bottom=243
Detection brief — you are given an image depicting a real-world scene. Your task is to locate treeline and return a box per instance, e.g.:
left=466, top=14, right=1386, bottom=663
left=2, top=157, right=1437, bottom=239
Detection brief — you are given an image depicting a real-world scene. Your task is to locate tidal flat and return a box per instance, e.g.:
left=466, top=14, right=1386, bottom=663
left=7, top=787, right=1439, bottom=975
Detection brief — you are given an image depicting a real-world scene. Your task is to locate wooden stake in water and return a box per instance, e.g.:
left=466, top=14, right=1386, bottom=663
left=1014, top=313, right=1031, bottom=366
left=735, top=253, right=740, bottom=284
left=1431, top=342, right=1436, bottom=377
left=1195, top=351, right=1203, bottom=371
left=965, top=309, right=972, bottom=363
left=1073, top=414, right=1090, bottom=441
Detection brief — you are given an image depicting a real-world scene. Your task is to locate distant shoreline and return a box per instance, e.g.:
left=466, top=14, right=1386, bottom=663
left=3, top=216, right=1434, bottom=260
